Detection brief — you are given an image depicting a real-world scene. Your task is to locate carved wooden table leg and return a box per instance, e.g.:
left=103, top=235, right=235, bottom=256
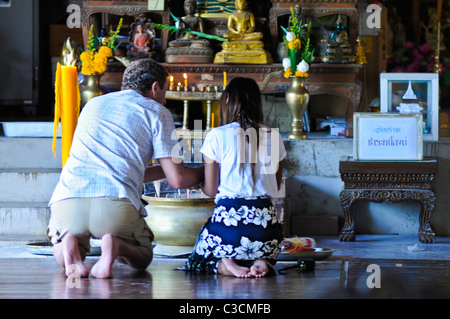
left=418, top=190, right=436, bottom=243
left=339, top=190, right=356, bottom=241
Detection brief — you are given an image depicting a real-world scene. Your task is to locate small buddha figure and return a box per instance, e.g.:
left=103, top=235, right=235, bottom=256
left=214, top=0, right=272, bottom=64
left=321, top=15, right=355, bottom=63
left=290, top=5, right=310, bottom=33
left=132, top=25, right=152, bottom=53
left=223, top=0, right=263, bottom=41
left=166, top=0, right=214, bottom=63
left=127, top=14, right=155, bottom=59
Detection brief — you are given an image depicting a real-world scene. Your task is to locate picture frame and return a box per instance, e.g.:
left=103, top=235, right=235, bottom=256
left=353, top=112, right=423, bottom=161
left=380, top=72, right=439, bottom=141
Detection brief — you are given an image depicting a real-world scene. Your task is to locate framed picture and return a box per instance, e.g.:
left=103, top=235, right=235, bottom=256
left=380, top=73, right=439, bottom=141
left=353, top=112, right=423, bottom=161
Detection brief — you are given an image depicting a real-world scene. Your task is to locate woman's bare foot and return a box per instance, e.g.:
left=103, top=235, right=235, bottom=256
left=250, top=259, right=270, bottom=278
left=218, top=258, right=253, bottom=278
left=62, top=233, right=90, bottom=278
left=91, top=234, right=119, bottom=279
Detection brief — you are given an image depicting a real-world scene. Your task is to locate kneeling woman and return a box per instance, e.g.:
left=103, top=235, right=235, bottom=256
left=184, top=77, right=286, bottom=278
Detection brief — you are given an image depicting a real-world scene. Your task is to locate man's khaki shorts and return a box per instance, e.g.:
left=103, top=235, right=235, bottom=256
left=47, top=197, right=154, bottom=252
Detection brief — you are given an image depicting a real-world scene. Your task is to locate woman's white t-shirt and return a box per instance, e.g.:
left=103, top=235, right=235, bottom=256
left=200, top=122, right=287, bottom=201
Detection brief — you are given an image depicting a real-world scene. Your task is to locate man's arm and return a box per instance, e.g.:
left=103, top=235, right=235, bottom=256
left=143, top=165, right=166, bottom=184
left=158, top=157, right=204, bottom=189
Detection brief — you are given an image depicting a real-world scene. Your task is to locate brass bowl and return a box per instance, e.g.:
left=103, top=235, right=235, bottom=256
left=142, top=193, right=215, bottom=246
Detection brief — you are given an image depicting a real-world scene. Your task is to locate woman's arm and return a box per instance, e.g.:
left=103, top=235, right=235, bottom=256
left=276, top=160, right=284, bottom=191
left=201, top=155, right=220, bottom=198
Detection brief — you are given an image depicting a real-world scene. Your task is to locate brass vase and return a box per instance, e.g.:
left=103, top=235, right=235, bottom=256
left=285, top=76, right=310, bottom=140
left=142, top=193, right=215, bottom=246
left=80, top=74, right=105, bottom=108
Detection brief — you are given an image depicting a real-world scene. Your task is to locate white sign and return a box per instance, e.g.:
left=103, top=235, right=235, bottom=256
left=148, top=0, right=165, bottom=11
left=354, top=113, right=423, bottom=160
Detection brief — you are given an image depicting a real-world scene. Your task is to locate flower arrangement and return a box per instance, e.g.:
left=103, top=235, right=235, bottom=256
left=281, top=7, right=315, bottom=78
left=80, top=18, right=123, bottom=75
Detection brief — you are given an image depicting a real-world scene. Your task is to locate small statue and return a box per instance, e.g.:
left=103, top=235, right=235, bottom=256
left=290, top=5, right=310, bottom=33
left=165, top=0, right=214, bottom=63
left=321, top=15, right=355, bottom=63
left=132, top=25, right=152, bottom=53
left=355, top=36, right=367, bottom=64
left=214, top=0, right=272, bottom=64
left=223, top=0, right=263, bottom=41
left=128, top=14, right=155, bottom=59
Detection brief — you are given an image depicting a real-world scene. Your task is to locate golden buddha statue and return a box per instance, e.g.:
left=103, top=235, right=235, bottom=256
left=166, top=0, right=214, bottom=63
left=214, top=0, right=272, bottom=64
left=321, top=15, right=355, bottom=63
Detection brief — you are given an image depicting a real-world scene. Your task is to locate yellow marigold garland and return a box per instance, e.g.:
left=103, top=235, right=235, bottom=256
left=80, top=20, right=122, bottom=75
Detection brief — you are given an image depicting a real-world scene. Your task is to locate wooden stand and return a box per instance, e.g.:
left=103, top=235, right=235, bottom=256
left=338, top=157, right=437, bottom=243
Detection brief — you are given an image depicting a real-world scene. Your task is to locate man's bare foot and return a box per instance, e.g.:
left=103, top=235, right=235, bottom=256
left=62, top=233, right=90, bottom=278
left=250, top=259, right=271, bottom=278
left=218, top=258, right=253, bottom=278
left=91, top=234, right=119, bottom=279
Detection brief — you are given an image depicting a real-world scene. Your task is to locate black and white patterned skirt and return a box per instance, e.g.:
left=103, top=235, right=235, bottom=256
left=184, top=196, right=284, bottom=274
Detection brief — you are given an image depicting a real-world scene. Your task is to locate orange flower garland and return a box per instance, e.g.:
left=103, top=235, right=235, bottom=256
left=80, top=19, right=122, bottom=75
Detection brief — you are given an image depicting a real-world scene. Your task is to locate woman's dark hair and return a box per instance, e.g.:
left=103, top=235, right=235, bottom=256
left=219, top=77, right=265, bottom=188
left=219, top=77, right=263, bottom=131
left=121, top=59, right=168, bottom=94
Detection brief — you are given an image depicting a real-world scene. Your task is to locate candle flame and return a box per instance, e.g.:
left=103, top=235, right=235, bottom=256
left=61, top=38, right=78, bottom=67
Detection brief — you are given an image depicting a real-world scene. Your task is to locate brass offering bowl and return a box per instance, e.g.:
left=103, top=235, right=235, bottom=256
left=142, top=192, right=215, bottom=246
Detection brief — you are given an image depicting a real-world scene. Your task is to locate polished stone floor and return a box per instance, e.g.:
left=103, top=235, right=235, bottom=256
left=1, top=234, right=450, bottom=302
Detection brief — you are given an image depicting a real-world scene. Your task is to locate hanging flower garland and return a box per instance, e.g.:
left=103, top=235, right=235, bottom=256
left=80, top=18, right=123, bottom=75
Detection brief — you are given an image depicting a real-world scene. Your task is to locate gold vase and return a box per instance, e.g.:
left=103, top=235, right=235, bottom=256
left=285, top=76, right=310, bottom=140
left=80, top=74, right=105, bottom=108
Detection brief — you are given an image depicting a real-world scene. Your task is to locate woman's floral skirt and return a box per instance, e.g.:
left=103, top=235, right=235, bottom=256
left=184, top=196, right=284, bottom=274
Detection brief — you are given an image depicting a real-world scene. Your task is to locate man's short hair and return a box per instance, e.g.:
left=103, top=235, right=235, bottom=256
left=121, top=59, right=168, bottom=94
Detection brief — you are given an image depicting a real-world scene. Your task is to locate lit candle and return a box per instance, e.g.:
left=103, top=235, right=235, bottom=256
left=223, top=71, right=227, bottom=87
left=53, top=62, right=80, bottom=167
left=177, top=82, right=182, bottom=91
left=437, top=0, right=443, bottom=21
left=170, top=75, right=174, bottom=90
left=183, top=73, right=188, bottom=88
